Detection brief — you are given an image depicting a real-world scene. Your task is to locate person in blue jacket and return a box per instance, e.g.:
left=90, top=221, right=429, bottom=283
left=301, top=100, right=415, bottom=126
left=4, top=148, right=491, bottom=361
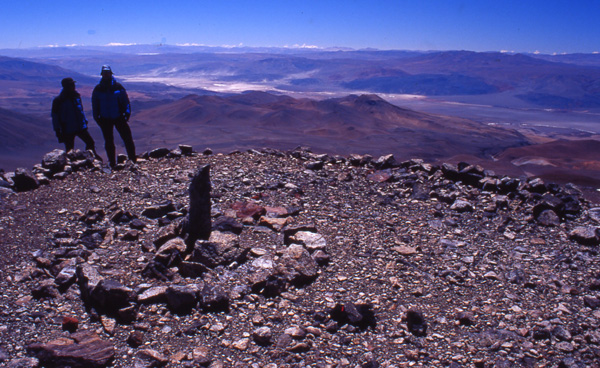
left=92, top=65, right=136, bottom=167
left=51, top=77, right=100, bottom=158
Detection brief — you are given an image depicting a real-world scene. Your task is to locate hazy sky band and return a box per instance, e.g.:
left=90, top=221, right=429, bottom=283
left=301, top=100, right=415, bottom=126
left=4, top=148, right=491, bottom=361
left=1, top=0, right=598, bottom=53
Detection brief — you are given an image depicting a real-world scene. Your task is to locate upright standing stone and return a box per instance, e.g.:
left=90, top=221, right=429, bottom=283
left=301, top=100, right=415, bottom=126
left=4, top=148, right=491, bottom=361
left=184, top=165, right=212, bottom=245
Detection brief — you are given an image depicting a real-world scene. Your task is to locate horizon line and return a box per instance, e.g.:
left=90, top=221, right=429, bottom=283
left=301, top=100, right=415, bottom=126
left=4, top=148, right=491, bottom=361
left=1, top=43, right=598, bottom=56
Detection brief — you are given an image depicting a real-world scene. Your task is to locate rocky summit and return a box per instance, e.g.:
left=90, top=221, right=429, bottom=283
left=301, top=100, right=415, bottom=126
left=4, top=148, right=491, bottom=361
left=1, top=146, right=600, bottom=368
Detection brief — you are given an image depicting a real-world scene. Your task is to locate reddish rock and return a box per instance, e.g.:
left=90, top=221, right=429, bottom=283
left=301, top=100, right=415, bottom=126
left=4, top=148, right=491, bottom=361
left=231, top=201, right=266, bottom=219
left=27, top=331, right=114, bottom=368
left=62, top=316, right=79, bottom=333
left=367, top=170, right=392, bottom=183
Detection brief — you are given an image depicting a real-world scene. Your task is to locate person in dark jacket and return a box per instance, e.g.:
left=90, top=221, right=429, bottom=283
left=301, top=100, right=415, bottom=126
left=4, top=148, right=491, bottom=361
left=92, top=65, right=136, bottom=167
left=51, top=77, right=100, bottom=158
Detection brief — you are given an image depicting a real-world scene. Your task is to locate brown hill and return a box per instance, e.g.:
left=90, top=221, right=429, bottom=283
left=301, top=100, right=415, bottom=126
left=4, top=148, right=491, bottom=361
left=494, top=139, right=600, bottom=188
left=0, top=107, right=55, bottom=170
left=134, top=92, right=528, bottom=161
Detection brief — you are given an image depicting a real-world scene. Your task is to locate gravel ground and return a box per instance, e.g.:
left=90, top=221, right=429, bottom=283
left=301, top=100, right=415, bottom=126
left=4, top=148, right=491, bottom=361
left=1, top=147, right=600, bottom=368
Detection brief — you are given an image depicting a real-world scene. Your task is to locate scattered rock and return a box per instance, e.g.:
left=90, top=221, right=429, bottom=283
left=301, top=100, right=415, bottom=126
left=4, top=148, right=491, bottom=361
left=232, top=338, right=250, bottom=351
left=589, top=207, right=600, bottom=223
left=141, top=201, right=177, bottom=219
left=31, top=279, right=59, bottom=299
left=165, top=284, right=199, bottom=314
left=26, top=331, right=114, bottom=368
left=135, top=348, right=168, bottom=367
left=3, top=148, right=600, bottom=367
left=138, top=286, right=168, bottom=304
left=198, top=283, right=229, bottom=312
left=231, top=201, right=266, bottom=220
left=127, top=330, right=145, bottom=347
left=89, top=278, right=137, bottom=315
left=537, top=209, right=561, bottom=226
left=367, top=170, right=392, bottom=183
left=252, top=326, right=273, bottom=345
left=305, top=161, right=324, bottom=170
left=374, top=154, right=397, bottom=169
left=289, top=231, right=327, bottom=251
left=80, top=208, right=105, bottom=225
left=179, top=144, right=194, bottom=155
left=148, top=148, right=171, bottom=159
left=330, top=302, right=376, bottom=330
left=62, top=316, right=79, bottom=333
left=284, top=326, right=307, bottom=340
left=41, top=149, right=67, bottom=174
left=191, top=232, right=246, bottom=268
left=450, top=199, right=473, bottom=212
left=456, top=311, right=475, bottom=326
left=279, top=244, right=318, bottom=285
left=212, top=216, right=243, bottom=235
left=406, top=309, right=427, bottom=337
left=12, top=168, right=39, bottom=192
left=5, top=357, right=39, bottom=368
left=259, top=215, right=291, bottom=231
left=569, top=227, right=599, bottom=245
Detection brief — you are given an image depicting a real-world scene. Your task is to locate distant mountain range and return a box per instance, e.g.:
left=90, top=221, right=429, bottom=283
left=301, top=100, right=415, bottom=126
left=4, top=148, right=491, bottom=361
left=1, top=45, right=600, bottom=191
left=3, top=46, right=598, bottom=109
left=0, top=56, right=96, bottom=83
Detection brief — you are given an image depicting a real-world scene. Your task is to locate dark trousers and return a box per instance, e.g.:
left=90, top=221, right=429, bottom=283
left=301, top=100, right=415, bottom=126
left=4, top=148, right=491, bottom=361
left=63, top=129, right=96, bottom=152
left=98, top=118, right=136, bottom=166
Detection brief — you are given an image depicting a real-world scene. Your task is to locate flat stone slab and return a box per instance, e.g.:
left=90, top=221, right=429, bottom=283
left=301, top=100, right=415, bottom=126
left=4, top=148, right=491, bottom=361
left=27, top=331, right=114, bottom=368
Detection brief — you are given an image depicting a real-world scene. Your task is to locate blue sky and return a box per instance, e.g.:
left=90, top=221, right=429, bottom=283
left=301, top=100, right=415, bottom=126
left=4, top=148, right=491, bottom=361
left=1, top=0, right=598, bottom=53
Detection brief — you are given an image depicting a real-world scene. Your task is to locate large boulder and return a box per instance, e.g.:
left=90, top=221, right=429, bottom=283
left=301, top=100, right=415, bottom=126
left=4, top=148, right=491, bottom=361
left=190, top=231, right=247, bottom=268
left=90, top=279, right=137, bottom=314
left=155, top=237, right=187, bottom=267
left=12, top=168, right=39, bottom=192
left=289, top=231, right=327, bottom=252
left=374, top=154, right=398, bottom=169
left=148, top=147, right=171, bottom=159
left=198, top=283, right=229, bottom=312
left=212, top=216, right=243, bottom=235
left=247, top=256, right=288, bottom=297
left=76, top=264, right=103, bottom=304
left=277, top=244, right=318, bottom=285
left=406, top=309, right=428, bottom=337
left=138, top=286, right=168, bottom=304
left=570, top=227, right=600, bottom=246
left=166, top=285, right=199, bottom=315
left=42, top=149, right=67, bottom=174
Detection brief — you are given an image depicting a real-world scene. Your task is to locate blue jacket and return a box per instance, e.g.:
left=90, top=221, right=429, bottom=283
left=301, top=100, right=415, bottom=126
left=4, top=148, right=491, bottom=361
left=92, top=76, right=131, bottom=121
left=51, top=91, right=88, bottom=134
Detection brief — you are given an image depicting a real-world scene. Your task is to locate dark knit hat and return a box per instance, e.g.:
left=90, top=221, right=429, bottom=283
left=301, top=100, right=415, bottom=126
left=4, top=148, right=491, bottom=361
left=61, top=77, right=76, bottom=87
